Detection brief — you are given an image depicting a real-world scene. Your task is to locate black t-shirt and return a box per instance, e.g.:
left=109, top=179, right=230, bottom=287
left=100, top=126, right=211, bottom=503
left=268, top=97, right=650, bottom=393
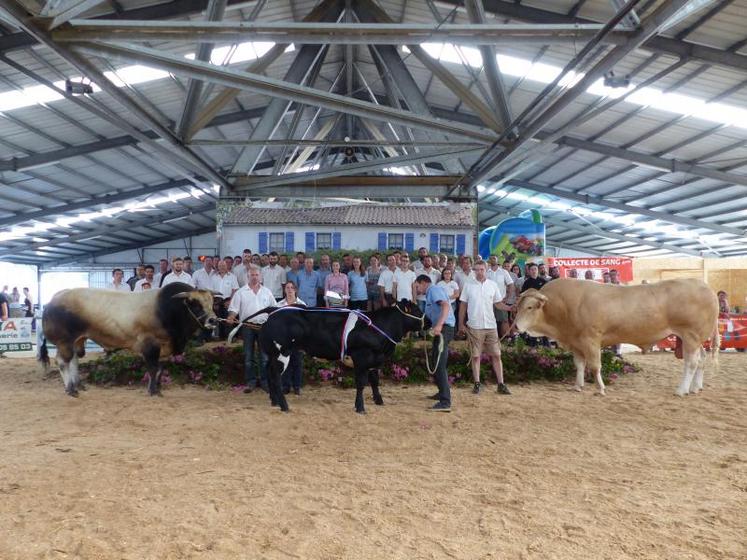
left=521, top=276, right=547, bottom=293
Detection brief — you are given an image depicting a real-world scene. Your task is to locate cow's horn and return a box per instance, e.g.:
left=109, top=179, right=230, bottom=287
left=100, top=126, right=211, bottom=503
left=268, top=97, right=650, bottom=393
left=171, top=292, right=192, bottom=300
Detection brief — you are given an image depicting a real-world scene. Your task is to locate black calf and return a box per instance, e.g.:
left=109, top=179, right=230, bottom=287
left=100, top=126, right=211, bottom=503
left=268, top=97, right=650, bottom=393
left=252, top=303, right=427, bottom=414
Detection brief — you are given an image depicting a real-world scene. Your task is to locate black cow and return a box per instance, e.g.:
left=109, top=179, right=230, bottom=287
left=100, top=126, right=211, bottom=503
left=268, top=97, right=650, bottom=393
left=242, top=302, right=428, bottom=414
left=39, top=282, right=218, bottom=396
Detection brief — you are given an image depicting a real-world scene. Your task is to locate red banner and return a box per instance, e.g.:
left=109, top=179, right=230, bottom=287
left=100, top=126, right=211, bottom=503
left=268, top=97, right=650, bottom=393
left=545, top=257, right=634, bottom=283
left=657, top=313, right=747, bottom=351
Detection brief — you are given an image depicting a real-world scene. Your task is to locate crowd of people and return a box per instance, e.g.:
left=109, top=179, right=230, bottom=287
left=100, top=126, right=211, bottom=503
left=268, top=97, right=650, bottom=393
left=97, top=249, right=739, bottom=412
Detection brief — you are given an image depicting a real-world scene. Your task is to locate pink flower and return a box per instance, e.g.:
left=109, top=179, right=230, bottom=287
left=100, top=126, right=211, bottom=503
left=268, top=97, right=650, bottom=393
left=448, top=376, right=455, bottom=385
left=610, top=373, right=619, bottom=381
left=171, top=354, right=185, bottom=364
left=391, top=364, right=409, bottom=381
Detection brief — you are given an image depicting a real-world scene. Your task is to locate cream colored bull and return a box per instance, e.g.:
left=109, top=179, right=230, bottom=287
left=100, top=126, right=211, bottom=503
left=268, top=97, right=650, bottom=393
left=515, top=278, right=719, bottom=396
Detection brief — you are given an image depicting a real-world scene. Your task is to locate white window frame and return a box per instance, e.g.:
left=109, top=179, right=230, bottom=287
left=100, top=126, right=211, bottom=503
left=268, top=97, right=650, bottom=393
left=269, top=232, right=285, bottom=252
left=388, top=233, right=404, bottom=250
left=316, top=232, right=332, bottom=250
left=439, top=234, right=455, bottom=254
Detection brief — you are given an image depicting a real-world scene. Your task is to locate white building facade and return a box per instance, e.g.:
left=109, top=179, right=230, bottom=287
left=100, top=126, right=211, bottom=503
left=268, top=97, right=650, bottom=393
left=220, top=204, right=475, bottom=257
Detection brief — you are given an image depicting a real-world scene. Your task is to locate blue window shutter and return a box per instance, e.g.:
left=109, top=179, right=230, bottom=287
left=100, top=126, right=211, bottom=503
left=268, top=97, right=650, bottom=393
left=429, top=233, right=439, bottom=253
left=405, top=232, right=414, bottom=252
left=305, top=231, right=315, bottom=252
left=285, top=231, right=294, bottom=253
left=332, top=232, right=342, bottom=250
left=456, top=233, right=466, bottom=256
left=258, top=231, right=268, bottom=254
left=378, top=232, right=387, bottom=251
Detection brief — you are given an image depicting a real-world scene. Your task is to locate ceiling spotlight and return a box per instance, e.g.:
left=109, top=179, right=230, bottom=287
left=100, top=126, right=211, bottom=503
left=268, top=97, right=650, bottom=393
left=65, top=79, right=94, bottom=95
left=603, top=71, right=630, bottom=89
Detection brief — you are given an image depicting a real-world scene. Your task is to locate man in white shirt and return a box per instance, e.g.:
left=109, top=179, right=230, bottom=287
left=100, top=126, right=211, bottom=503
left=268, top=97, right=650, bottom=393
left=153, top=258, right=169, bottom=288
left=234, top=252, right=253, bottom=287
left=412, top=247, right=428, bottom=272
left=160, top=257, right=195, bottom=287
left=377, top=254, right=398, bottom=307
left=134, top=265, right=156, bottom=291
left=486, top=256, right=516, bottom=338
left=211, top=259, right=239, bottom=339
left=416, top=255, right=441, bottom=311
left=192, top=256, right=216, bottom=290
left=108, top=268, right=131, bottom=292
left=227, top=266, right=276, bottom=393
left=211, top=259, right=239, bottom=299
left=262, top=251, right=287, bottom=300
left=454, top=256, right=476, bottom=291
left=458, top=261, right=513, bottom=396
left=393, top=253, right=417, bottom=303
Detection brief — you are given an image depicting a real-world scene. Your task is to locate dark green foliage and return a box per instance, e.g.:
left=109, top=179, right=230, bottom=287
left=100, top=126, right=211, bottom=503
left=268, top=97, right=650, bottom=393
left=80, top=339, right=639, bottom=390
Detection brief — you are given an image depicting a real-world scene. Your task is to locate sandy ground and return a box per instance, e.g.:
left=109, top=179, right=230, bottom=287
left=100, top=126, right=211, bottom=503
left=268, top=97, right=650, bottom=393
left=0, top=351, right=745, bottom=560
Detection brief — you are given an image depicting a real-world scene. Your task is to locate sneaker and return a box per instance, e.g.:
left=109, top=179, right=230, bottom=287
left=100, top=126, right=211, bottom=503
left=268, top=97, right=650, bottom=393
left=428, top=392, right=440, bottom=400
left=497, top=383, right=511, bottom=395
left=472, top=382, right=481, bottom=394
left=431, top=402, right=451, bottom=412
left=243, top=387, right=253, bottom=394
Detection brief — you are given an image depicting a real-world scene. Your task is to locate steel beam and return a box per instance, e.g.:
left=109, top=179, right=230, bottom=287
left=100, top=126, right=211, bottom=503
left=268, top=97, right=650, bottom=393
left=468, top=0, right=696, bottom=187
left=46, top=226, right=216, bottom=266
left=0, top=178, right=196, bottom=229
left=69, top=42, right=497, bottom=143
left=0, top=106, right=267, bottom=172
left=237, top=185, right=453, bottom=198
left=464, top=0, right=514, bottom=133
left=450, top=0, right=747, bottom=73
left=48, top=0, right=111, bottom=29
left=184, top=0, right=342, bottom=140
left=231, top=43, right=329, bottom=174
left=0, top=0, right=254, bottom=55
left=233, top=148, right=479, bottom=190
left=51, top=20, right=613, bottom=45
left=176, top=0, right=228, bottom=138
left=498, top=178, right=747, bottom=237
left=554, top=136, right=747, bottom=189
left=356, top=0, right=503, bottom=133
left=0, top=0, right=228, bottom=192
left=0, top=203, right=215, bottom=258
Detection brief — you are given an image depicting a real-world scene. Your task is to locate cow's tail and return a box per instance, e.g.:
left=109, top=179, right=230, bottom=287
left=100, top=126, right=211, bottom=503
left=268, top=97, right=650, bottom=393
left=710, top=317, right=720, bottom=373
left=39, top=338, right=50, bottom=373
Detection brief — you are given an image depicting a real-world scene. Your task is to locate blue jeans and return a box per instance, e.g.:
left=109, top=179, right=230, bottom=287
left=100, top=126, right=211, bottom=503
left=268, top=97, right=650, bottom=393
left=242, top=328, right=268, bottom=388
left=281, top=350, right=303, bottom=391
left=433, top=325, right=454, bottom=406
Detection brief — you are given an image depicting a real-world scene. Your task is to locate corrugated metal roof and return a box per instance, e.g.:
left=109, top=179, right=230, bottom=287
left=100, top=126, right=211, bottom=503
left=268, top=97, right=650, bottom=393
left=0, top=0, right=746, bottom=264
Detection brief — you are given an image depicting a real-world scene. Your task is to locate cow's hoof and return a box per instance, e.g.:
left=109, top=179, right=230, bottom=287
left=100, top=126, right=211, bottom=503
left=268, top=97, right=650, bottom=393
left=674, top=390, right=687, bottom=397
left=374, top=397, right=384, bottom=406
left=149, top=390, right=163, bottom=397
left=355, top=409, right=367, bottom=415
left=66, top=389, right=79, bottom=398
left=572, top=385, right=583, bottom=392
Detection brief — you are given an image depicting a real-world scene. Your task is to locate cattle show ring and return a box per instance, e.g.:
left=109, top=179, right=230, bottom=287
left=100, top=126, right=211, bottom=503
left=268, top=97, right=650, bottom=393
left=2, top=0, right=747, bottom=557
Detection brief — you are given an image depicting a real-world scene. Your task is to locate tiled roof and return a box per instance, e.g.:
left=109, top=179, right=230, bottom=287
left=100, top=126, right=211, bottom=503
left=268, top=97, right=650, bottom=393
left=223, top=205, right=474, bottom=228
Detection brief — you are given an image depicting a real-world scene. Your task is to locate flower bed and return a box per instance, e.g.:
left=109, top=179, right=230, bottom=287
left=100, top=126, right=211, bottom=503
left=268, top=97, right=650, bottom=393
left=80, top=338, right=638, bottom=391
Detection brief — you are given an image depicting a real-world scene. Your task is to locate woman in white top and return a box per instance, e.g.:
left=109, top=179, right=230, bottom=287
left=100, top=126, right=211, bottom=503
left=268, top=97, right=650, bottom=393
left=277, top=281, right=305, bottom=395
left=437, top=267, right=460, bottom=313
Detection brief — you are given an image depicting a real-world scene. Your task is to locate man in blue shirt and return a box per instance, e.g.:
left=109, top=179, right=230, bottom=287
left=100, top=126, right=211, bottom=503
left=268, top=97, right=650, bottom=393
left=297, top=257, right=321, bottom=306
left=415, top=274, right=455, bottom=411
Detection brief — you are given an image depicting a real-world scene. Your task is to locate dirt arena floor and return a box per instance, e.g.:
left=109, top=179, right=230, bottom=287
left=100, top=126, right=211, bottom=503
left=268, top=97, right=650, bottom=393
left=0, top=351, right=745, bottom=560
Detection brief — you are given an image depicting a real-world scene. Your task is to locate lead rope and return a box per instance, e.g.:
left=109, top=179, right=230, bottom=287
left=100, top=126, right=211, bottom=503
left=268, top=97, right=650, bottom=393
left=424, top=332, right=444, bottom=375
